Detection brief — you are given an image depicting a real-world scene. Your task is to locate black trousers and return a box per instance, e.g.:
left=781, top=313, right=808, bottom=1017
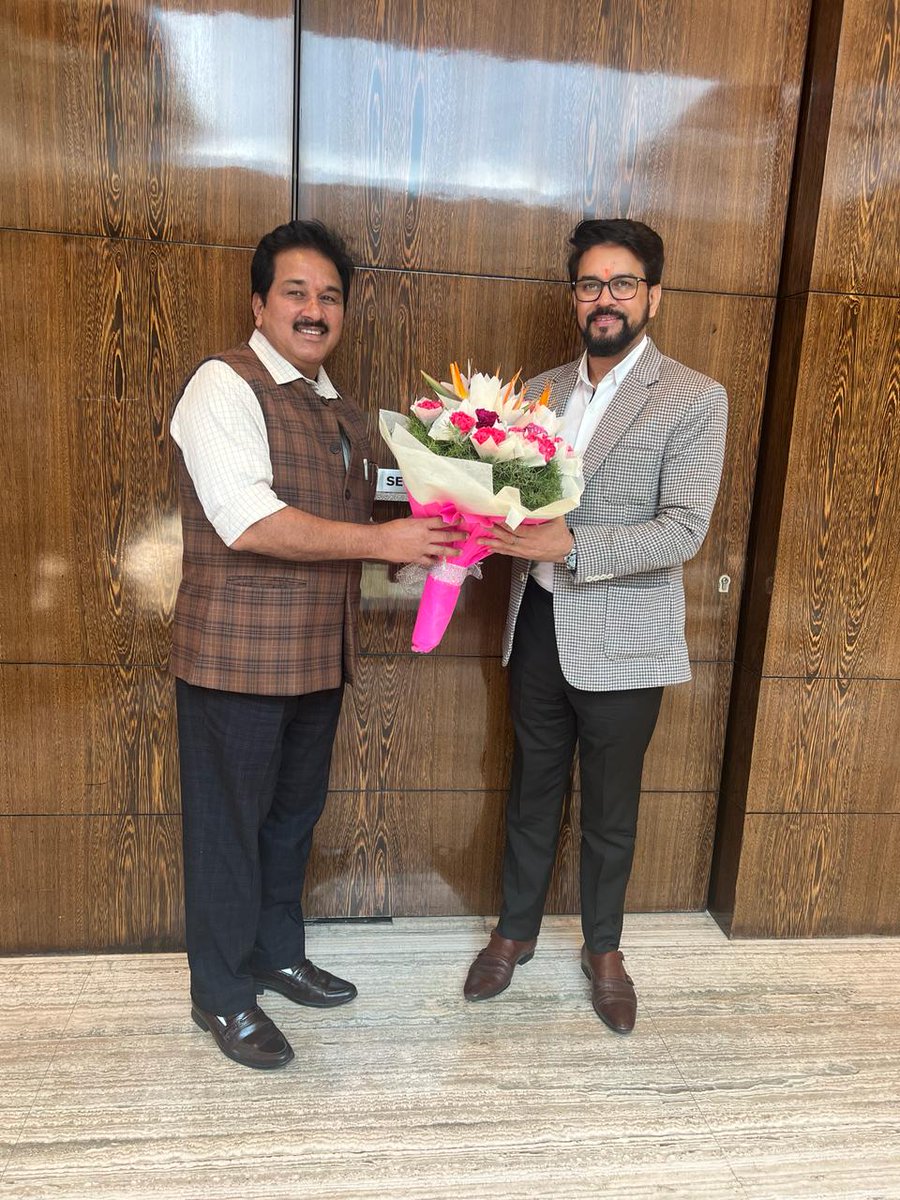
left=175, top=677, right=344, bottom=1014
left=498, top=578, right=663, bottom=952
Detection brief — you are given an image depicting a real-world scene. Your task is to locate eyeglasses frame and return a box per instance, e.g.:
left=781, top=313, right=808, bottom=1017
left=571, top=275, right=649, bottom=303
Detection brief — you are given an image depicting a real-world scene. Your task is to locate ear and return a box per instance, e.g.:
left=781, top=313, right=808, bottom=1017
left=648, top=284, right=662, bottom=319
left=251, top=293, right=264, bottom=327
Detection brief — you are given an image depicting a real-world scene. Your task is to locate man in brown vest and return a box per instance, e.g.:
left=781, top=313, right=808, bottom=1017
left=170, top=219, right=461, bottom=1070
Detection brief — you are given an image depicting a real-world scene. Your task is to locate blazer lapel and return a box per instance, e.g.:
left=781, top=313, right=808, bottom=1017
left=580, top=339, right=662, bottom=482
left=545, top=359, right=581, bottom=419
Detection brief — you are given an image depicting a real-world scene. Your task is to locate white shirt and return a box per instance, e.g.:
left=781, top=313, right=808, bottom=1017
left=170, top=330, right=340, bottom=547
left=531, top=336, right=648, bottom=592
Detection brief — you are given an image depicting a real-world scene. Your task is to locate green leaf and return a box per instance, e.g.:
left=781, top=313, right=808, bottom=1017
left=420, top=371, right=459, bottom=401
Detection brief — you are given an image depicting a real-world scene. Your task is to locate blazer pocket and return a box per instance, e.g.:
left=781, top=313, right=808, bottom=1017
left=597, top=442, right=663, bottom=503
left=603, top=583, right=672, bottom=659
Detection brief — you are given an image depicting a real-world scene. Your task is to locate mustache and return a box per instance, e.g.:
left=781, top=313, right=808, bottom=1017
left=586, top=306, right=626, bottom=323
left=293, top=319, right=329, bottom=333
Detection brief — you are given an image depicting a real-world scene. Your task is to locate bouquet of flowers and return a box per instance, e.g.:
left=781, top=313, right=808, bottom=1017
left=379, top=363, right=584, bottom=652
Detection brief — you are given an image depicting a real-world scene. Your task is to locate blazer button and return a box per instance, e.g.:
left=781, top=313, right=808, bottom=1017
left=345, top=488, right=352, bottom=499
left=329, top=442, right=342, bottom=454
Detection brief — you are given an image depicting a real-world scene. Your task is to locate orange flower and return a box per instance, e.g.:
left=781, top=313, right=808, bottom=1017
left=500, top=368, right=522, bottom=407
left=449, top=362, right=468, bottom=399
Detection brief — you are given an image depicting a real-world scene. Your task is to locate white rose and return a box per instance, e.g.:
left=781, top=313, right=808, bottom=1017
left=466, top=373, right=504, bottom=412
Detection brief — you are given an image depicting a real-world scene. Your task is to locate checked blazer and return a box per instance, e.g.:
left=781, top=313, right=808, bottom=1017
left=170, top=343, right=376, bottom=696
left=502, top=338, right=728, bottom=691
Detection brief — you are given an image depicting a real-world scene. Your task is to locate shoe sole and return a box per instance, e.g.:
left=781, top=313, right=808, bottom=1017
left=580, top=963, right=634, bottom=1035
left=254, top=981, right=358, bottom=1008
left=191, top=1009, right=295, bottom=1069
left=465, top=950, right=534, bottom=1001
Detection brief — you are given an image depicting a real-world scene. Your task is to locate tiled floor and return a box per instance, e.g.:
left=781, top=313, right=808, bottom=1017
left=1, top=914, right=898, bottom=1199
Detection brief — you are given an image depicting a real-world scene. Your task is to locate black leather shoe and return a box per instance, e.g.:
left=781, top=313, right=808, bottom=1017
left=191, top=1004, right=294, bottom=1070
left=253, top=959, right=358, bottom=1008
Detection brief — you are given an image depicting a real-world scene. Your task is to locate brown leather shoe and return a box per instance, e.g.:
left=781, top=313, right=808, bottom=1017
left=464, top=930, right=537, bottom=1001
left=580, top=947, right=637, bottom=1034
left=191, top=1004, right=294, bottom=1069
left=254, top=959, right=358, bottom=1008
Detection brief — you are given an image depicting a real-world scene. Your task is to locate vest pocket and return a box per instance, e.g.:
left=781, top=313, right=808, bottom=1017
left=226, top=575, right=308, bottom=590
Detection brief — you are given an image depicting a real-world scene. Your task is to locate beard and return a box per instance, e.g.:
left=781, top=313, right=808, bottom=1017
left=580, top=303, right=649, bottom=358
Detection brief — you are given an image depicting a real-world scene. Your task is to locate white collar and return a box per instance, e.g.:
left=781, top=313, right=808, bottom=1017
left=576, top=334, right=649, bottom=393
left=249, top=329, right=339, bottom=398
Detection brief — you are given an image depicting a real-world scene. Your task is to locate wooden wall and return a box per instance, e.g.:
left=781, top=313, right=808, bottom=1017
left=0, top=0, right=815, bottom=950
left=710, top=0, right=900, bottom=936
left=0, top=0, right=294, bottom=949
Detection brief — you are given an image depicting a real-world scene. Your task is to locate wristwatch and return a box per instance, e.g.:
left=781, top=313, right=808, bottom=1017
left=564, top=537, right=578, bottom=573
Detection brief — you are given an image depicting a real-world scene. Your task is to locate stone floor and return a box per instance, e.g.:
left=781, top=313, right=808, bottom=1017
left=1, top=913, right=898, bottom=1199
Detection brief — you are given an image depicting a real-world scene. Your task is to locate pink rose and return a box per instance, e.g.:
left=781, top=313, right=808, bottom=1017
left=450, top=411, right=476, bottom=434
left=472, top=426, right=507, bottom=446
left=411, top=397, right=446, bottom=426
left=519, top=422, right=551, bottom=443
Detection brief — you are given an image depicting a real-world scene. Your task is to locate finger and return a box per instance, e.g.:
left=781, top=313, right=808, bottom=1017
left=426, top=524, right=465, bottom=540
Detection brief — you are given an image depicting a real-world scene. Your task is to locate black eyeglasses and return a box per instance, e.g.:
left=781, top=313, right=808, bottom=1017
left=571, top=275, right=648, bottom=302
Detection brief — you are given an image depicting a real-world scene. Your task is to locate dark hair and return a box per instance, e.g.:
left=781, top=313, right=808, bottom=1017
left=251, top=219, right=355, bottom=303
left=567, top=219, right=665, bottom=286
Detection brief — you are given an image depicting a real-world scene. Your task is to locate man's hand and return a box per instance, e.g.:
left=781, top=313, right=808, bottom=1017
left=373, top=517, right=466, bottom=566
left=480, top=516, right=574, bottom=562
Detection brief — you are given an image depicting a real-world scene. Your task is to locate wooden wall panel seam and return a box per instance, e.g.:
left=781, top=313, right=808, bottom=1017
left=0, top=226, right=263, bottom=254
left=335, top=266, right=785, bottom=301
left=758, top=673, right=900, bottom=682
left=788, top=288, right=900, bottom=302
left=777, top=0, right=842, bottom=297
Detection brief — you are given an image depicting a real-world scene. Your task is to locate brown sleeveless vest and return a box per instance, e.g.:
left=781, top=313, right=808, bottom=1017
left=170, top=343, right=376, bottom=695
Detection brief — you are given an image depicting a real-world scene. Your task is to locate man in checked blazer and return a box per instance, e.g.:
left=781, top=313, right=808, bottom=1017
left=464, top=219, right=728, bottom=1033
